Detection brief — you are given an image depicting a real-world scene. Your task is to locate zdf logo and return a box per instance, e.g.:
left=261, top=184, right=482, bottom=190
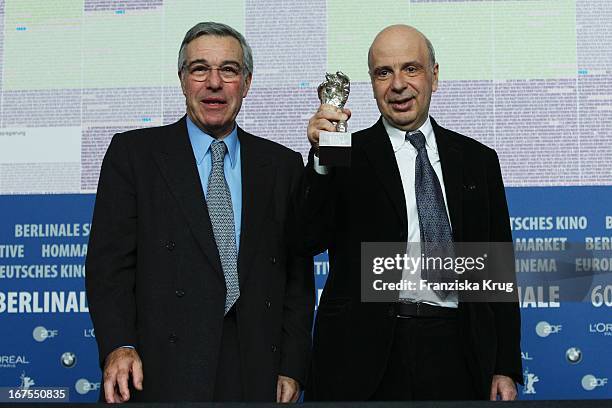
left=32, top=326, right=58, bottom=342
left=582, top=374, right=608, bottom=391
left=75, top=378, right=101, bottom=395
left=535, top=321, right=562, bottom=337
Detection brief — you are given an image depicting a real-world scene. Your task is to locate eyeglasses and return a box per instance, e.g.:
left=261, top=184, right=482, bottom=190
left=183, top=63, right=244, bottom=82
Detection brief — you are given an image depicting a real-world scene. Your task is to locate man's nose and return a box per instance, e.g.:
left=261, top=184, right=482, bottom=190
left=206, top=68, right=223, bottom=89
left=390, top=72, right=406, bottom=92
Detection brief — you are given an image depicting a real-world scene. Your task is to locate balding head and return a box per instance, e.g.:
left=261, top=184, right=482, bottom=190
left=368, top=25, right=436, bottom=72
left=367, top=24, right=439, bottom=131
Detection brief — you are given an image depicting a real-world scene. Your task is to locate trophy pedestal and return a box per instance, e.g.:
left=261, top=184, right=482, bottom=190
left=319, top=131, right=351, bottom=166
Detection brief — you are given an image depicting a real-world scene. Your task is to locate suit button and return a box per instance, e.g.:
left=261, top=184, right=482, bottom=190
left=165, top=241, right=175, bottom=251
left=269, top=256, right=276, bottom=264
left=265, top=300, right=271, bottom=308
left=168, top=334, right=178, bottom=343
left=271, top=344, right=277, bottom=352
left=175, top=290, right=185, bottom=298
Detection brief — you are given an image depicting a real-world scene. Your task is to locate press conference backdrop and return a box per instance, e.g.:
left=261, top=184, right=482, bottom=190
left=0, top=0, right=610, bottom=402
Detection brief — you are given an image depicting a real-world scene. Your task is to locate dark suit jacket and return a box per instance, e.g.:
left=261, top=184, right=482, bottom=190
left=85, top=116, right=314, bottom=402
left=299, top=117, right=522, bottom=400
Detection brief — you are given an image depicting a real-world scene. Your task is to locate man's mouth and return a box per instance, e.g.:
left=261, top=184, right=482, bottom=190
left=389, top=96, right=414, bottom=111
left=201, top=98, right=227, bottom=107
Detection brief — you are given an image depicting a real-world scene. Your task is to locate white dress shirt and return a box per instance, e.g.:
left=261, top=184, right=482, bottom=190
left=314, top=116, right=458, bottom=307
left=385, top=117, right=457, bottom=308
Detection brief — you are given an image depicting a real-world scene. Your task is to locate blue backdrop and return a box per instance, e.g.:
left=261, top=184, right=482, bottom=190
left=0, top=187, right=611, bottom=401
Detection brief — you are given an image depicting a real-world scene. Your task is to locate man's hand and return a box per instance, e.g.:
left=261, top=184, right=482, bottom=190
left=103, top=347, right=143, bottom=403
left=276, top=375, right=300, bottom=403
left=489, top=374, right=517, bottom=401
left=307, top=104, right=351, bottom=151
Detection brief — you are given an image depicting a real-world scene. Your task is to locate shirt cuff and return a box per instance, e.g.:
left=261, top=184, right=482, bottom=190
left=313, top=153, right=330, bottom=175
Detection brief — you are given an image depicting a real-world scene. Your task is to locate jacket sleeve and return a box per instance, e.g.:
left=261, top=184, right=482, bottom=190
left=486, top=149, right=524, bottom=385
left=279, top=151, right=315, bottom=386
left=294, top=148, right=338, bottom=257
left=85, top=133, right=139, bottom=368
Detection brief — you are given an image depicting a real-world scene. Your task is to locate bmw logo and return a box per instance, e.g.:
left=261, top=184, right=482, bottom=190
left=61, top=352, right=77, bottom=368
left=566, top=347, right=582, bottom=364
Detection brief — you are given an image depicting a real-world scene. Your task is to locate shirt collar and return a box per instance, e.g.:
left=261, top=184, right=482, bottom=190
left=382, top=116, right=437, bottom=153
left=186, top=116, right=239, bottom=168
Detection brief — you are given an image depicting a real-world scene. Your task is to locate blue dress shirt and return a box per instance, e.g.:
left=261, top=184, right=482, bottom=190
left=186, top=116, right=242, bottom=250
left=118, top=118, right=242, bottom=351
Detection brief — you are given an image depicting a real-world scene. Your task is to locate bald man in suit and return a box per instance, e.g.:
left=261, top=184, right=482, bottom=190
left=300, top=25, right=522, bottom=401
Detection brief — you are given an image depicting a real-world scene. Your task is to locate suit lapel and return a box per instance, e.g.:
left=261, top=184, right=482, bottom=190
left=236, top=128, right=275, bottom=286
left=361, top=118, right=408, bottom=229
left=152, top=116, right=224, bottom=280
left=432, top=117, right=464, bottom=242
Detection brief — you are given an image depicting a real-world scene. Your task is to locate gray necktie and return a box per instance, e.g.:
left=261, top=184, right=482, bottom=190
left=407, top=131, right=454, bottom=297
left=207, top=140, right=239, bottom=314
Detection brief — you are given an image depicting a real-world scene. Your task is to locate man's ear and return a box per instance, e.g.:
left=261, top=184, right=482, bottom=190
left=432, top=63, right=439, bottom=93
left=178, top=70, right=186, bottom=96
left=242, top=73, right=253, bottom=98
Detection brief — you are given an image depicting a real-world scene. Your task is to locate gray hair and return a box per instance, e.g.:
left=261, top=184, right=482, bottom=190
left=178, top=22, right=253, bottom=76
left=424, top=36, right=436, bottom=69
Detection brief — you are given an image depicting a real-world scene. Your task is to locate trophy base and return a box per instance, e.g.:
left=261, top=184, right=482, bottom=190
left=319, top=131, right=351, bottom=166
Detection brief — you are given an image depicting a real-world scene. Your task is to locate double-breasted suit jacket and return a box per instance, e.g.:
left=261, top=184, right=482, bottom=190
left=86, top=116, right=314, bottom=401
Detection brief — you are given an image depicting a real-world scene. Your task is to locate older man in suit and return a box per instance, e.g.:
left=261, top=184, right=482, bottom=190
left=85, top=22, right=313, bottom=403
left=302, top=24, right=522, bottom=401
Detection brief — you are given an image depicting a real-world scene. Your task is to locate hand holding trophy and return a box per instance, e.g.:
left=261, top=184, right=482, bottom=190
left=317, top=71, right=351, bottom=166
